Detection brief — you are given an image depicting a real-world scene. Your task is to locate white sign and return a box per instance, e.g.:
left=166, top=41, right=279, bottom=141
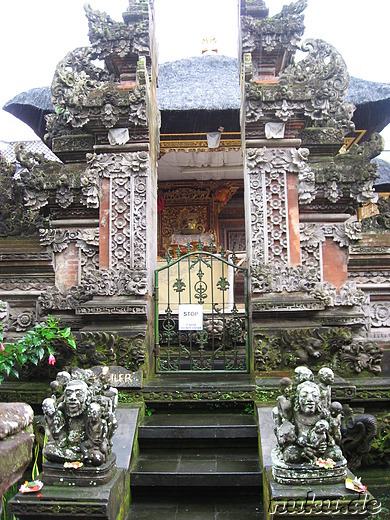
left=178, top=304, right=203, bottom=331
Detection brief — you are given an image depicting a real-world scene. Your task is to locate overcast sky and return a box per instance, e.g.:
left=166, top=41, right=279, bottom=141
left=0, top=0, right=388, bottom=159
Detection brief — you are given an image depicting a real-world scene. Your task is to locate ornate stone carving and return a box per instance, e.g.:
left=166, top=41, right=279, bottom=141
left=38, top=285, right=91, bottom=314
left=39, top=229, right=99, bottom=254
left=272, top=366, right=347, bottom=484
left=244, top=36, right=354, bottom=136
left=42, top=368, right=118, bottom=467
left=251, top=262, right=319, bottom=293
left=75, top=331, right=146, bottom=372
left=339, top=342, right=383, bottom=375
left=50, top=25, right=148, bottom=135
left=310, top=281, right=365, bottom=307
left=253, top=327, right=382, bottom=375
left=246, top=147, right=316, bottom=263
left=0, top=153, right=45, bottom=236
left=87, top=151, right=149, bottom=271
left=313, top=134, right=383, bottom=205
left=370, top=302, right=390, bottom=328
left=81, top=267, right=148, bottom=296
left=278, top=39, right=353, bottom=132
left=340, top=405, right=378, bottom=471
left=241, top=0, right=307, bottom=55
left=85, top=3, right=150, bottom=58
left=7, top=309, right=36, bottom=333
left=361, top=197, right=390, bottom=232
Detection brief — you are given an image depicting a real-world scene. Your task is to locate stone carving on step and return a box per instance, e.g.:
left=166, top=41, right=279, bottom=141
left=43, top=368, right=118, bottom=466
left=272, top=366, right=347, bottom=484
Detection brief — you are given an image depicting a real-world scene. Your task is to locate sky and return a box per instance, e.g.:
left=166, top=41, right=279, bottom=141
left=0, top=0, right=389, bottom=159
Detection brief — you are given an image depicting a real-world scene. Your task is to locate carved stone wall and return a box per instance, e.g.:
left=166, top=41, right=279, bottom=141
left=244, top=146, right=312, bottom=283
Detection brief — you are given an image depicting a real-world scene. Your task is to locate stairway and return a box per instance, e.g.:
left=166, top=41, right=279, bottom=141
left=127, top=410, right=263, bottom=519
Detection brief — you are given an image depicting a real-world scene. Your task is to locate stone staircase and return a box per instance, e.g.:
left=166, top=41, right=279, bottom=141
left=127, top=410, right=263, bottom=519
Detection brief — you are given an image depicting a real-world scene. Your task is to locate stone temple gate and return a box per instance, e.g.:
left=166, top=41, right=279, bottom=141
left=0, top=0, right=389, bottom=399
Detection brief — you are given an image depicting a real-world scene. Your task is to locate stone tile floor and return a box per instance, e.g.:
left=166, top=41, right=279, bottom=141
left=127, top=489, right=264, bottom=519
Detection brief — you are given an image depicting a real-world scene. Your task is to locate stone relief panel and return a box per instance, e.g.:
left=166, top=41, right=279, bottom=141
left=253, top=327, right=383, bottom=375
left=86, top=151, right=148, bottom=272
left=300, top=221, right=363, bottom=271
left=246, top=147, right=316, bottom=270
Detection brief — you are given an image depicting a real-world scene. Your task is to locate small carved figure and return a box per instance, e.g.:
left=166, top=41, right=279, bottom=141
left=273, top=377, right=293, bottom=428
left=294, top=366, right=314, bottom=386
left=50, top=371, right=71, bottom=399
left=301, top=419, right=329, bottom=462
left=82, top=403, right=108, bottom=466
left=318, top=367, right=334, bottom=412
left=42, top=397, right=65, bottom=443
left=329, top=401, right=343, bottom=445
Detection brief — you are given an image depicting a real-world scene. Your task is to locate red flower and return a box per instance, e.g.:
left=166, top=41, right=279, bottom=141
left=48, top=354, right=56, bottom=366
left=0, top=343, right=4, bottom=352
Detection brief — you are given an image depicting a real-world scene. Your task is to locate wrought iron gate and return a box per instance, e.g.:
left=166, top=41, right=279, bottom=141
left=154, top=242, right=249, bottom=372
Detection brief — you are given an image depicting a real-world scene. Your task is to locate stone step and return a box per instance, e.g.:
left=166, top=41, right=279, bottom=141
left=138, top=412, right=258, bottom=441
left=127, top=488, right=264, bottom=519
left=131, top=447, right=262, bottom=487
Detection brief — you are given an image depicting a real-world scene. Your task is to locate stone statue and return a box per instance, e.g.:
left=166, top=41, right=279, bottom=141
left=272, top=365, right=347, bottom=485
left=42, top=368, right=117, bottom=467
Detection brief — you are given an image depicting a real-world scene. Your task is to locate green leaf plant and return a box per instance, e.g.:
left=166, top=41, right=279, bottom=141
left=0, top=315, right=76, bottom=384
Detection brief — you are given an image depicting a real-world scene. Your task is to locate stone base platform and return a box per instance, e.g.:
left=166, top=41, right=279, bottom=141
left=41, top=454, right=117, bottom=487
left=271, top=448, right=348, bottom=485
left=8, top=467, right=130, bottom=520
left=264, top=467, right=380, bottom=519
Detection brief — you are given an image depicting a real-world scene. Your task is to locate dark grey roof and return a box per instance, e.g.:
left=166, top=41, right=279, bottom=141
left=3, top=87, right=53, bottom=140
left=3, top=57, right=390, bottom=135
left=375, top=158, right=390, bottom=186
left=346, top=77, right=390, bottom=105
left=156, top=55, right=241, bottom=111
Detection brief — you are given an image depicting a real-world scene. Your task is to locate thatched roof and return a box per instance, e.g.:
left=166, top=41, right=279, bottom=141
left=157, top=55, right=241, bottom=111
left=3, top=87, right=53, bottom=140
left=3, top=56, right=390, bottom=137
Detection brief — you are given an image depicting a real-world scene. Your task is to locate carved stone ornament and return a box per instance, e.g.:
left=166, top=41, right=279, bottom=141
left=84, top=3, right=150, bottom=58
left=76, top=331, right=146, bottom=372
left=253, top=327, right=382, bottom=375
left=81, top=267, right=148, bottom=296
left=251, top=262, right=319, bottom=293
left=245, top=38, right=355, bottom=135
left=340, top=405, right=378, bottom=471
left=241, top=0, right=307, bottom=55
left=42, top=367, right=118, bottom=467
left=50, top=38, right=148, bottom=134
left=309, top=281, right=365, bottom=307
left=361, top=197, right=390, bottom=232
left=313, top=134, right=383, bottom=205
left=86, top=151, right=149, bottom=271
left=246, top=147, right=316, bottom=263
left=40, top=228, right=99, bottom=254
left=272, top=366, right=348, bottom=484
left=38, top=285, right=91, bottom=314
left=0, top=150, right=48, bottom=236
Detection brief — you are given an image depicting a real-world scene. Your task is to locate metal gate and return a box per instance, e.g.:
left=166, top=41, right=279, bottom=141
left=154, top=242, right=249, bottom=372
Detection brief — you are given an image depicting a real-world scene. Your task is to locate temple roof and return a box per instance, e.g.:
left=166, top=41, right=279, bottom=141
left=3, top=55, right=390, bottom=138
left=157, top=55, right=241, bottom=111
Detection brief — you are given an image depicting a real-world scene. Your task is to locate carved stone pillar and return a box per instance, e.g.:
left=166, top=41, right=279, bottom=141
left=244, top=146, right=310, bottom=279
left=87, top=150, right=157, bottom=296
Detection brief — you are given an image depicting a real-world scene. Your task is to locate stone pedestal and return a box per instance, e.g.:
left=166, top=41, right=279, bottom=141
left=9, top=468, right=130, bottom=520
left=0, top=403, right=34, bottom=496
left=41, top=454, right=117, bottom=487
left=264, top=467, right=380, bottom=519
